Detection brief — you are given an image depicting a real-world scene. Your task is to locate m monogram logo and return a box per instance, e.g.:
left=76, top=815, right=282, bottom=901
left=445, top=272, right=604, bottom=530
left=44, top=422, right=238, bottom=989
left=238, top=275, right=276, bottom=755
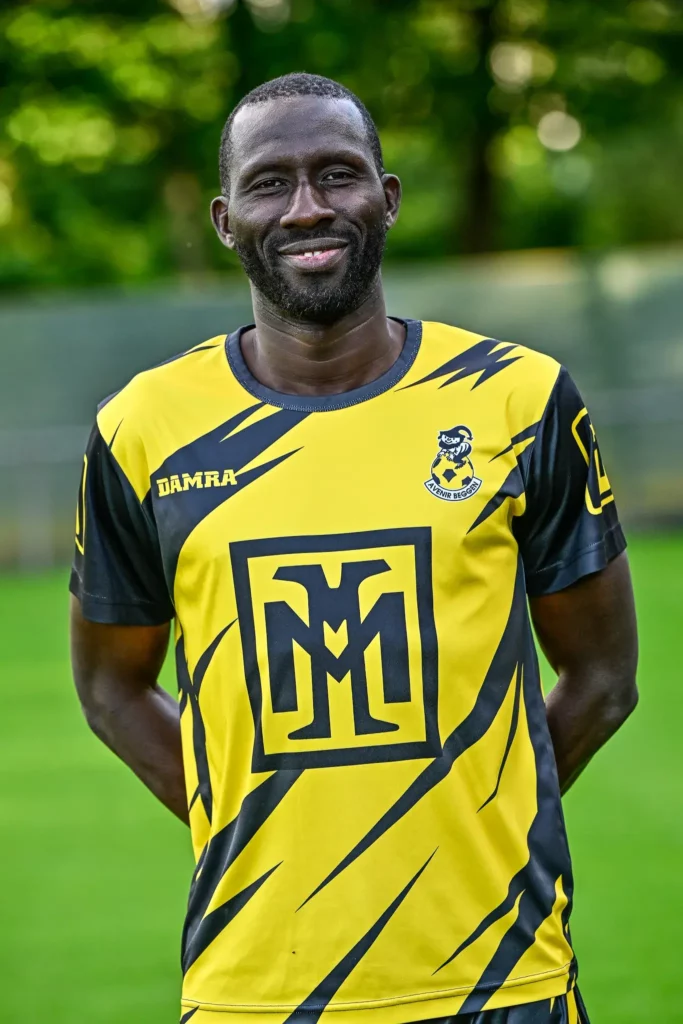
left=231, top=528, right=441, bottom=770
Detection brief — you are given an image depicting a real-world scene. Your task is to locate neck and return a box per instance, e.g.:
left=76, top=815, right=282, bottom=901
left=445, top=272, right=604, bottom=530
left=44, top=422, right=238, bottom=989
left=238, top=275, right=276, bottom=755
left=240, top=280, right=406, bottom=397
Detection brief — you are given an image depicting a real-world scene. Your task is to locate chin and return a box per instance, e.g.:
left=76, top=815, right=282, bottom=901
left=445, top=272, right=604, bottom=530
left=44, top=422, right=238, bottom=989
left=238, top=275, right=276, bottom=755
left=258, top=273, right=358, bottom=324
left=283, top=299, right=350, bottom=326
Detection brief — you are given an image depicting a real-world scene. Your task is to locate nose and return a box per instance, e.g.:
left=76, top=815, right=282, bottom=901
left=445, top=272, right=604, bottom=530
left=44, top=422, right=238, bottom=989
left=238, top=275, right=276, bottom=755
left=280, top=179, right=335, bottom=229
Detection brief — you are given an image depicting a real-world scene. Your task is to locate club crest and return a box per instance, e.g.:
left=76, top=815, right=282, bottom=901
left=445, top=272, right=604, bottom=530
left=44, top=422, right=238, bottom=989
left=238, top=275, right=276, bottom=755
left=425, top=424, right=482, bottom=502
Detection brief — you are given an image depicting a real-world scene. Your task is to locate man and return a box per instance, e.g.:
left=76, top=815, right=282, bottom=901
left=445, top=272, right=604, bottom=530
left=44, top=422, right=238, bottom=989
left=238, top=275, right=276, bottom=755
left=70, top=73, right=638, bottom=1024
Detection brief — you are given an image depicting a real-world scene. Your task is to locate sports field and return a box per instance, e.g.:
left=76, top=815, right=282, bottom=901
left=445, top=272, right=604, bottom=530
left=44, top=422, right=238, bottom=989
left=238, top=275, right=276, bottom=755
left=1, top=533, right=681, bottom=1024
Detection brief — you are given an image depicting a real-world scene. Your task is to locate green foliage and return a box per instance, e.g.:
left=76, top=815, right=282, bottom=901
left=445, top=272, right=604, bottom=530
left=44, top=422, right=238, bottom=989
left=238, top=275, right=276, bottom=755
left=1, top=0, right=682, bottom=289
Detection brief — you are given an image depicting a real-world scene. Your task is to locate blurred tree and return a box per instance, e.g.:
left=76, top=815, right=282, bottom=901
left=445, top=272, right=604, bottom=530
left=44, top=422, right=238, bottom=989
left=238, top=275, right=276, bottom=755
left=0, top=0, right=682, bottom=289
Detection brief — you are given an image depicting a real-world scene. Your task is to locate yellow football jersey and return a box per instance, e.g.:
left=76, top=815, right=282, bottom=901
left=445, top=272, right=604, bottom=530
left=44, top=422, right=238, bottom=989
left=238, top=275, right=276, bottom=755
left=71, top=320, right=623, bottom=1023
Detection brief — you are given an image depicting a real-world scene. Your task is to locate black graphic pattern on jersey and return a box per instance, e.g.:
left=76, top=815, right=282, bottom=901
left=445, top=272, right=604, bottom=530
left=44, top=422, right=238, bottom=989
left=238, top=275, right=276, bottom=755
left=285, top=851, right=437, bottom=1024
left=490, top=422, right=540, bottom=462
left=566, top=942, right=578, bottom=994
left=574, top=984, right=591, bottom=1022
left=180, top=1007, right=199, bottom=1023
left=183, top=862, right=281, bottom=972
left=298, top=562, right=526, bottom=909
left=470, top=422, right=542, bottom=534
left=436, top=619, right=572, bottom=1005
left=403, top=339, right=521, bottom=391
left=176, top=622, right=235, bottom=824
left=185, top=842, right=208, bottom=919
left=467, top=466, right=525, bottom=534
left=182, top=769, right=304, bottom=969
left=109, top=418, right=123, bottom=452
left=148, top=402, right=309, bottom=582
left=407, top=996, right=584, bottom=1023
left=477, top=662, right=523, bottom=812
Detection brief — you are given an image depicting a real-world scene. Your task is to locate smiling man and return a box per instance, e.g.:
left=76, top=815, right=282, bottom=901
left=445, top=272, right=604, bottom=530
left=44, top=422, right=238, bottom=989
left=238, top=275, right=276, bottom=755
left=70, top=74, right=638, bottom=1024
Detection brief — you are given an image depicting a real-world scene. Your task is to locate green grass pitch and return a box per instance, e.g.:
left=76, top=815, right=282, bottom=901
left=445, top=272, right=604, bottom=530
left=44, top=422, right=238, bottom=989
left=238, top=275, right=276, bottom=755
left=1, top=533, right=681, bottom=1023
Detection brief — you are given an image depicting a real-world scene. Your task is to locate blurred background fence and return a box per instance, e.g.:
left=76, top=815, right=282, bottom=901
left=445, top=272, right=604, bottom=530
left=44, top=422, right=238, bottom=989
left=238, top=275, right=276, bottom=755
left=2, top=241, right=682, bottom=569
left=3, top=0, right=683, bottom=569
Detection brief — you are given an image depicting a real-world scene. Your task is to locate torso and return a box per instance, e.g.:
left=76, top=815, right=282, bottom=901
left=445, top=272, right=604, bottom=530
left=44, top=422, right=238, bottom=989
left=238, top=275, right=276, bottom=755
left=97, top=319, right=576, bottom=1021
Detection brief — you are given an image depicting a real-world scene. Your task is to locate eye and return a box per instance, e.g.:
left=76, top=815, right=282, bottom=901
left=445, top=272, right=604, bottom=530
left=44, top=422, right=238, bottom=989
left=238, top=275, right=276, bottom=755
left=252, top=177, right=287, bottom=192
left=322, top=169, right=356, bottom=184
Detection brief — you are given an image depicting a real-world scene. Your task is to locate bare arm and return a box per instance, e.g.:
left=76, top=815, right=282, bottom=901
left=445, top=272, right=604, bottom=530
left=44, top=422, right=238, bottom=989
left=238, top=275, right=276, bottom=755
left=70, top=595, right=188, bottom=824
left=530, top=552, right=638, bottom=794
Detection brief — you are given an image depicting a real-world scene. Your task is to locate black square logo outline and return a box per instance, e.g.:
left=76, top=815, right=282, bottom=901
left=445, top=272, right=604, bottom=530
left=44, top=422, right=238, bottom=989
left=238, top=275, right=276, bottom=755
left=230, top=527, right=441, bottom=771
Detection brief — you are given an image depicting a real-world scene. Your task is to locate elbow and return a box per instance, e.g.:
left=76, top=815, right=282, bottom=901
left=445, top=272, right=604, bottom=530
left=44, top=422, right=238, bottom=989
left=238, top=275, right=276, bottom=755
left=602, top=676, right=639, bottom=732
left=622, top=679, right=639, bottom=720
left=79, top=698, right=109, bottom=743
left=75, top=678, right=115, bottom=745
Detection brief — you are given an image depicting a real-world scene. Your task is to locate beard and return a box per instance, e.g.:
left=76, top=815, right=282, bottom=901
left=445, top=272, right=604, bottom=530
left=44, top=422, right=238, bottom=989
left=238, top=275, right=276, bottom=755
left=233, top=218, right=387, bottom=326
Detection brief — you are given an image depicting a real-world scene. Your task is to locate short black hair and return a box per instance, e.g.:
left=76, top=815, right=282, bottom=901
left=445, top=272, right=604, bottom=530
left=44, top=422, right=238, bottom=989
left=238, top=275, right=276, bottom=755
left=219, top=72, right=384, bottom=195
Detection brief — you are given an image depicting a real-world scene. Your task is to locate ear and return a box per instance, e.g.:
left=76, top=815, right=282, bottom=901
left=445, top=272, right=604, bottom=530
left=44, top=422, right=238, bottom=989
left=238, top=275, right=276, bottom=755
left=210, top=196, right=235, bottom=250
left=381, top=174, right=402, bottom=230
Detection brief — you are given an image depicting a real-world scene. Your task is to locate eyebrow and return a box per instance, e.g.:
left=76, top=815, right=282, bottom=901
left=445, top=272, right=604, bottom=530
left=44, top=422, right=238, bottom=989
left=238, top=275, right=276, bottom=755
left=236, top=144, right=371, bottom=184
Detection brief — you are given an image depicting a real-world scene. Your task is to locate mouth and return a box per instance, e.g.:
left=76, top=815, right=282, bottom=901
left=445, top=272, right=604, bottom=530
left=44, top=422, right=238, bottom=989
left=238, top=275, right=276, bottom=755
left=278, top=238, right=349, bottom=272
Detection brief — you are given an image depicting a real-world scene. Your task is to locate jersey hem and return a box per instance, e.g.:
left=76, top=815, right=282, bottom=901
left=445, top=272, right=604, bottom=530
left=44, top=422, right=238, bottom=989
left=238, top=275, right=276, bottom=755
left=69, top=570, right=173, bottom=626
left=181, top=960, right=572, bottom=1019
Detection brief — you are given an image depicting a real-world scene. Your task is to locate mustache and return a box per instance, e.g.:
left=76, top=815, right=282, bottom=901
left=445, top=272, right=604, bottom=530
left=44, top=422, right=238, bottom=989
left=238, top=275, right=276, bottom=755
left=264, top=227, right=359, bottom=251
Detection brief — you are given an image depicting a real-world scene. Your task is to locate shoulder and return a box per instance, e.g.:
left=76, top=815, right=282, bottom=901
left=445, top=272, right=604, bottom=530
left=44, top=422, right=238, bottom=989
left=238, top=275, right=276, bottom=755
left=95, top=335, right=240, bottom=500
left=417, top=321, right=561, bottom=390
left=96, top=336, right=228, bottom=440
left=415, top=320, right=562, bottom=427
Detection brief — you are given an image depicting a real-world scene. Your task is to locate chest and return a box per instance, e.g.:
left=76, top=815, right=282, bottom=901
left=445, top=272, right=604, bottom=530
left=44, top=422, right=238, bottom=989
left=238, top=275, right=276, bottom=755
left=150, top=398, right=524, bottom=615
left=157, top=400, right=526, bottom=771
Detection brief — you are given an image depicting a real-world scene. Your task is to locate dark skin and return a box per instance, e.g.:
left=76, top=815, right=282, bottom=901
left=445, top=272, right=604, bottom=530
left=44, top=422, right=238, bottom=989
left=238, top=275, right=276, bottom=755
left=210, top=97, right=405, bottom=395
left=70, top=605, right=185, bottom=821
left=535, top=552, right=638, bottom=793
left=71, top=94, right=638, bottom=821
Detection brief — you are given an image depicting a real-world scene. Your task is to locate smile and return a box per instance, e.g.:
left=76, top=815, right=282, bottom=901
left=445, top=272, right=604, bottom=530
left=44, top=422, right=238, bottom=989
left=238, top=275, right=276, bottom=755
left=278, top=240, right=348, bottom=272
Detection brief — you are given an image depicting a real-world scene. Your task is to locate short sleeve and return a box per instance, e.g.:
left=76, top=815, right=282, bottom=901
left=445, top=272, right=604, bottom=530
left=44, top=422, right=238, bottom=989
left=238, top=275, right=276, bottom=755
left=69, top=423, right=174, bottom=625
left=514, top=367, right=626, bottom=597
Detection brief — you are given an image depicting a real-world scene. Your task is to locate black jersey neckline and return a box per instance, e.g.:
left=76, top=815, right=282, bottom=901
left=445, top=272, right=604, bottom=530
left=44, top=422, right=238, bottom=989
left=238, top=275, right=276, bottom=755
left=225, top=318, right=422, bottom=412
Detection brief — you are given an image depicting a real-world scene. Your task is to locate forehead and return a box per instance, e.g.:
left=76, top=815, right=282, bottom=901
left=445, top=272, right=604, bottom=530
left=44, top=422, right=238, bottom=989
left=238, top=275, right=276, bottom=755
left=229, top=96, right=372, bottom=176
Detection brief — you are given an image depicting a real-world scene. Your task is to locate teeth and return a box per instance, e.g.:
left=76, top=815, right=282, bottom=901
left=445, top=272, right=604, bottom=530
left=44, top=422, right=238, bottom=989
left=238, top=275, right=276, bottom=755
left=290, top=248, right=337, bottom=258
